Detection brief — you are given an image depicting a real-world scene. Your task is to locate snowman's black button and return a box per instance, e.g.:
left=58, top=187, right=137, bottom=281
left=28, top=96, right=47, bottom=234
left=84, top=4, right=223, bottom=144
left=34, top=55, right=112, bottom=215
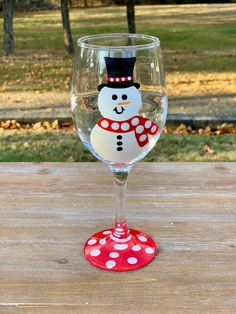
left=117, top=141, right=123, bottom=146
left=117, top=147, right=123, bottom=151
left=117, top=135, right=122, bottom=140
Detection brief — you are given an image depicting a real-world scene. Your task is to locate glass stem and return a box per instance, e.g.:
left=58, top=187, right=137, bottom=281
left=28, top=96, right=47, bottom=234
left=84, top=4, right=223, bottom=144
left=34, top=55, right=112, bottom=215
left=112, top=171, right=129, bottom=239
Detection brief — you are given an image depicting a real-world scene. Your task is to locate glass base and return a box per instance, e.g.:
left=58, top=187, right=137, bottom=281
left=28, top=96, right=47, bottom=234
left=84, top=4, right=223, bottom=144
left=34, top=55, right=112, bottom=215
left=84, top=227, right=157, bottom=271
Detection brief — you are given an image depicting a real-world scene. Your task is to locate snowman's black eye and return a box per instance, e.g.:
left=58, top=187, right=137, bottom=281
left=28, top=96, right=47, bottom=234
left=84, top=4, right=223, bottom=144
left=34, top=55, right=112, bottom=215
left=122, top=94, right=127, bottom=100
left=112, top=94, right=118, bottom=100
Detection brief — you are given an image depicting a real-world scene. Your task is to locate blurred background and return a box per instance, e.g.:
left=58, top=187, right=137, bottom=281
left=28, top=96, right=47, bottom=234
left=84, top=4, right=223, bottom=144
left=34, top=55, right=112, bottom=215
left=0, top=0, right=235, bottom=161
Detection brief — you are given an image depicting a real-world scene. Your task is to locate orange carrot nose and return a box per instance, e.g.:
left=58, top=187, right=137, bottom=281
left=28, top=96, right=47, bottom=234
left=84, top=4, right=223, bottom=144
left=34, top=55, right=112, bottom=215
left=117, top=101, right=130, bottom=106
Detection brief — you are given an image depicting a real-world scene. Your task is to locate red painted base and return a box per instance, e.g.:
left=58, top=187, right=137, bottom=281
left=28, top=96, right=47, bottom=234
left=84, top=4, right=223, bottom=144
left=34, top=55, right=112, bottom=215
left=84, top=227, right=157, bottom=271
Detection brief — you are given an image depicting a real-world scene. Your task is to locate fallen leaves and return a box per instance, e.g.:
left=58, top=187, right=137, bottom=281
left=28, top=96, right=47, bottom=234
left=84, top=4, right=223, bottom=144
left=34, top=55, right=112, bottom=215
left=215, top=123, right=236, bottom=135
left=0, top=120, right=21, bottom=130
left=164, top=123, right=236, bottom=135
left=31, top=120, right=63, bottom=130
left=0, top=119, right=74, bottom=132
left=202, top=145, right=216, bottom=156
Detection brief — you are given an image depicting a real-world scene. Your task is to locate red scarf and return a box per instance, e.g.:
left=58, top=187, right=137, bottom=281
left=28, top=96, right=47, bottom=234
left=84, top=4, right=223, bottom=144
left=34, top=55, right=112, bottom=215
left=98, top=116, right=159, bottom=147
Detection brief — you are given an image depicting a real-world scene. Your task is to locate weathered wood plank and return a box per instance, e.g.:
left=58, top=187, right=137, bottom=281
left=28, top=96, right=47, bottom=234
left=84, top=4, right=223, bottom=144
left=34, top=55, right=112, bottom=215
left=0, top=163, right=235, bottom=313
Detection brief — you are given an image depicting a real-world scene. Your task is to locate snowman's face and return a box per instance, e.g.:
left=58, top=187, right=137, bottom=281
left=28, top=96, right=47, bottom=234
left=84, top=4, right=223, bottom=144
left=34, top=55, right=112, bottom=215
left=98, top=86, right=142, bottom=121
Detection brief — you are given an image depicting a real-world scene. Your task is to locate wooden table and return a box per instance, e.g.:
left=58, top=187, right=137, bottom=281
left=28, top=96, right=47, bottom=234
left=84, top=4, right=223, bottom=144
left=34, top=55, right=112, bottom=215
left=0, top=163, right=235, bottom=313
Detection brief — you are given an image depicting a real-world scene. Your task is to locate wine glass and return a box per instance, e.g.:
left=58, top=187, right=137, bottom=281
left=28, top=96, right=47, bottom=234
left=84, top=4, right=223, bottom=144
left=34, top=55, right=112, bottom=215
left=71, top=33, right=168, bottom=271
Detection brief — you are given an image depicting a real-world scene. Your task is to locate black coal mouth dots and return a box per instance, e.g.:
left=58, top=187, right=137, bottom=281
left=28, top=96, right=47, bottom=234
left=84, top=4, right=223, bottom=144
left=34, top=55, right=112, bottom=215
left=113, top=106, right=125, bottom=115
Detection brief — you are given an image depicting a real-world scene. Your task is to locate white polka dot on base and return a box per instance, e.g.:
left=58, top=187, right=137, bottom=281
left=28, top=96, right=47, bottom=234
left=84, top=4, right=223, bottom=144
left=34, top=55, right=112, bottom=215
left=106, top=260, right=116, bottom=269
left=127, top=257, right=138, bottom=265
left=122, top=77, right=125, bottom=81
left=110, top=78, right=114, bottom=82
left=121, top=123, right=130, bottom=131
left=128, top=76, right=132, bottom=81
left=145, top=247, right=155, bottom=254
left=145, top=120, right=152, bottom=128
left=132, top=245, right=141, bottom=251
left=113, top=232, right=121, bottom=238
left=139, top=134, right=147, bottom=142
left=109, top=252, right=119, bottom=258
left=99, top=238, right=106, bottom=245
left=115, top=227, right=124, bottom=232
left=101, top=120, right=109, bottom=128
left=111, top=122, right=119, bottom=130
left=131, top=118, right=139, bottom=126
left=88, top=239, right=97, bottom=245
left=114, top=244, right=128, bottom=250
left=138, top=235, right=147, bottom=242
left=136, top=125, right=144, bottom=134
left=90, top=249, right=101, bottom=256
left=103, top=230, right=112, bottom=235
left=132, top=245, right=141, bottom=252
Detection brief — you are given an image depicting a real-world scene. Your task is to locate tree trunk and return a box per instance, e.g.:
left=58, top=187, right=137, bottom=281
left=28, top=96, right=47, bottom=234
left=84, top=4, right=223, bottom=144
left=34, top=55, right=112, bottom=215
left=84, top=0, right=88, bottom=8
left=126, top=0, right=136, bottom=34
left=3, top=0, right=14, bottom=56
left=61, top=0, right=74, bottom=54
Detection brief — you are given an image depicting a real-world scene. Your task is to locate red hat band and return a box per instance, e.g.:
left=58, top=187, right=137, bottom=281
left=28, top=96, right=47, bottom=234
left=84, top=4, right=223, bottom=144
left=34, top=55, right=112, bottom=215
left=108, top=76, right=133, bottom=83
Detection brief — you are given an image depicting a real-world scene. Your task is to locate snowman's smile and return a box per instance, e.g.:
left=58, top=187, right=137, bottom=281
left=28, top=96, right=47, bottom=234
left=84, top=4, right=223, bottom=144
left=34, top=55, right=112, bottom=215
left=113, top=106, right=125, bottom=115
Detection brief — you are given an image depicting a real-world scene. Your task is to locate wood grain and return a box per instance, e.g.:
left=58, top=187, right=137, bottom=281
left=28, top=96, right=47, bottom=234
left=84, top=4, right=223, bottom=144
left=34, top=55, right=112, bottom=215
left=0, top=163, right=236, bottom=314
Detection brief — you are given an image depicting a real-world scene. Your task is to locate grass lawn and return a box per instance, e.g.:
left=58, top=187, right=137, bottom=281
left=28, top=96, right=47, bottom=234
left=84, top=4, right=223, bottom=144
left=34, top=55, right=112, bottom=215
left=0, top=4, right=235, bottom=93
left=0, top=130, right=235, bottom=162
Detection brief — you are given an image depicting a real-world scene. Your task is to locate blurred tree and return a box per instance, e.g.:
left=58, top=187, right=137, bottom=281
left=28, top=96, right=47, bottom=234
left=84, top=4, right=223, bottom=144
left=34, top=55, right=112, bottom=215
left=61, top=0, right=74, bottom=54
left=126, top=0, right=135, bottom=33
left=3, top=0, right=14, bottom=55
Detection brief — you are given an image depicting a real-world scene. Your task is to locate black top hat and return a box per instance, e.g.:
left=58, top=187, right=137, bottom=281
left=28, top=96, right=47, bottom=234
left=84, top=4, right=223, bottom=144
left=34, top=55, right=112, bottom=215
left=98, top=57, right=140, bottom=91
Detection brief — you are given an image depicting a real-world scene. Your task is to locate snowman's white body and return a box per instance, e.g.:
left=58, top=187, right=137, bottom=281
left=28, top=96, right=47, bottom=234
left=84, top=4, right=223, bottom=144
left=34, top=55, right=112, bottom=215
left=90, top=85, right=154, bottom=163
left=91, top=124, right=145, bottom=163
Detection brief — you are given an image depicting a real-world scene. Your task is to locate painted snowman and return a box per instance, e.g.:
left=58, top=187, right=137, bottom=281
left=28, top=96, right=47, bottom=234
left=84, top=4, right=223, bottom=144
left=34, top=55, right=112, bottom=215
left=91, top=57, right=159, bottom=163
